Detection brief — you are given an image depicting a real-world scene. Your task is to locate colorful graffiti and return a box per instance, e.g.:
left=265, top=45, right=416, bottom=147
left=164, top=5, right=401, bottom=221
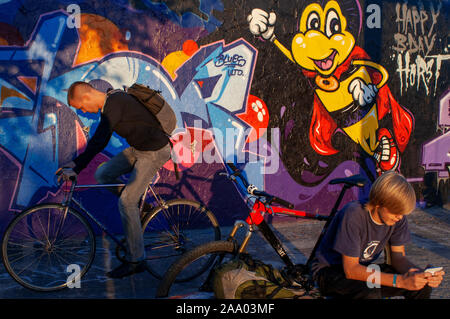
left=0, top=2, right=275, bottom=231
left=248, top=1, right=414, bottom=177
left=421, top=89, right=450, bottom=206
left=0, top=3, right=252, bottom=231
left=393, top=1, right=449, bottom=96
left=241, top=0, right=447, bottom=204
left=0, top=0, right=448, bottom=234
left=390, top=0, right=449, bottom=206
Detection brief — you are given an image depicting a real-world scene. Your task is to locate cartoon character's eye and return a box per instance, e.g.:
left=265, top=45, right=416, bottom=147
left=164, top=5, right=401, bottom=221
left=325, top=9, right=341, bottom=37
left=306, top=11, right=320, bottom=31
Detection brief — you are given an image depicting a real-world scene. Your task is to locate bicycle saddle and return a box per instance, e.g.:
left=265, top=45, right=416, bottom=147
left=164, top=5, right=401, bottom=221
left=329, top=175, right=368, bottom=188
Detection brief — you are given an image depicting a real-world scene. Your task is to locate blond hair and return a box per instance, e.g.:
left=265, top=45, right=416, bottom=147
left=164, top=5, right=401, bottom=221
left=366, top=171, right=416, bottom=215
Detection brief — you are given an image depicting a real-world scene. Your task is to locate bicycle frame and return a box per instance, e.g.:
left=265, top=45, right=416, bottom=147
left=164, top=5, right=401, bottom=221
left=245, top=201, right=328, bottom=226
left=225, top=200, right=329, bottom=270
left=224, top=164, right=363, bottom=272
left=57, top=178, right=167, bottom=251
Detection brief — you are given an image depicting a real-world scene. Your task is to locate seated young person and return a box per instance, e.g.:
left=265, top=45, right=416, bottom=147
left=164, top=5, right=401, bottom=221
left=312, top=171, right=445, bottom=299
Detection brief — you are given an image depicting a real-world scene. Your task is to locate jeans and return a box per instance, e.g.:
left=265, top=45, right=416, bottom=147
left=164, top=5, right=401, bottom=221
left=316, top=264, right=432, bottom=299
left=94, top=144, right=171, bottom=262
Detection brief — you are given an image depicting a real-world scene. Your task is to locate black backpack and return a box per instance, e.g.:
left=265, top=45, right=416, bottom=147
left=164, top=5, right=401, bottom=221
left=125, top=83, right=177, bottom=137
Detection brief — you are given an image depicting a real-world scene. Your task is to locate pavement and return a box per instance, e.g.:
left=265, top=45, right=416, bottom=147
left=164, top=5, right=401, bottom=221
left=0, top=203, right=449, bottom=299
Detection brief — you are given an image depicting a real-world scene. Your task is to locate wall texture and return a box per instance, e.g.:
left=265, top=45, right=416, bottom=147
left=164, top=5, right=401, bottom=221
left=0, top=0, right=448, bottom=233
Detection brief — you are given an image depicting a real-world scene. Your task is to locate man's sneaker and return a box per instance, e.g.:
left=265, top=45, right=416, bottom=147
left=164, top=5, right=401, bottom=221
left=106, top=260, right=148, bottom=279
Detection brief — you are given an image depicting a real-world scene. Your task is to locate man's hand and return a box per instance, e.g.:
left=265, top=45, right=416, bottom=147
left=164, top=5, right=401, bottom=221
left=398, top=268, right=429, bottom=290
left=55, top=161, right=77, bottom=184
left=247, top=9, right=276, bottom=41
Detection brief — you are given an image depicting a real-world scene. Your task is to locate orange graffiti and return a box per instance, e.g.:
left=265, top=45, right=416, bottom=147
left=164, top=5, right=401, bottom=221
left=0, top=86, right=30, bottom=107
left=74, top=13, right=128, bottom=65
left=162, top=40, right=199, bottom=79
left=17, top=76, right=38, bottom=94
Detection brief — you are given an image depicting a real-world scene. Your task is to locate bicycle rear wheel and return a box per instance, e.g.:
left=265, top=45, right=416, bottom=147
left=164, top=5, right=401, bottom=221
left=141, top=199, right=220, bottom=281
left=1, top=204, right=96, bottom=291
left=156, top=240, right=237, bottom=298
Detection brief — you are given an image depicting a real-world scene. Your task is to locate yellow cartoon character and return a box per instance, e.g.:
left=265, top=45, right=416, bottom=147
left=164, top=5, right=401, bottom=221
left=248, top=1, right=414, bottom=174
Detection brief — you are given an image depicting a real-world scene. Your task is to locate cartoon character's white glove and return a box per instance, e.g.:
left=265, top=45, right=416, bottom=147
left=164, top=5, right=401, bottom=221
left=247, top=9, right=276, bottom=41
left=349, top=78, right=378, bottom=106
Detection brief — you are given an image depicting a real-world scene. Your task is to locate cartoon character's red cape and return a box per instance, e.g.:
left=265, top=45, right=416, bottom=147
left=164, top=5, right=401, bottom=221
left=302, top=46, right=414, bottom=156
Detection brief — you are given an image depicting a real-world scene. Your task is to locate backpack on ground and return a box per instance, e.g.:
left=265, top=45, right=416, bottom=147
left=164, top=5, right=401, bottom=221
left=211, top=253, right=319, bottom=299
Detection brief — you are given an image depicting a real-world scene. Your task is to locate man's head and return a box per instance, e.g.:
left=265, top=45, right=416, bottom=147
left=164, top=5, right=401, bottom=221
left=366, top=171, right=416, bottom=225
left=67, top=81, right=105, bottom=113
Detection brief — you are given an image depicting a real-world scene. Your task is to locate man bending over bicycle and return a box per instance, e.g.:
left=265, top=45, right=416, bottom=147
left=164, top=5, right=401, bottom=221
left=312, top=171, right=444, bottom=299
left=56, top=81, right=171, bottom=278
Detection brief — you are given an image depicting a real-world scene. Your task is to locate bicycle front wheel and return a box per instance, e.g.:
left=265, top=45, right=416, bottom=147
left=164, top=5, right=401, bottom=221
left=1, top=204, right=96, bottom=291
left=141, top=199, right=220, bottom=281
left=156, top=240, right=237, bottom=298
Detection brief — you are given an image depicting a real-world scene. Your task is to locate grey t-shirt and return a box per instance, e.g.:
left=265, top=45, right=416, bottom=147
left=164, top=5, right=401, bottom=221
left=313, top=201, right=411, bottom=272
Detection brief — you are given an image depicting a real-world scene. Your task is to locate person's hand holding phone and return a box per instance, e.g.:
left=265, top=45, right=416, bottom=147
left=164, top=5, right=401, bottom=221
left=424, top=266, right=445, bottom=288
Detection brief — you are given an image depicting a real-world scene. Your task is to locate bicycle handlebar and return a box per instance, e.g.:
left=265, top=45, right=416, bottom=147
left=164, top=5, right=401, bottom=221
left=227, top=162, right=249, bottom=187
left=252, top=189, right=294, bottom=209
left=226, top=163, right=294, bottom=209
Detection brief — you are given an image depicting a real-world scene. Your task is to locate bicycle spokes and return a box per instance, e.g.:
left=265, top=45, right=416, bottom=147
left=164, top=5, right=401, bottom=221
left=141, top=199, right=220, bottom=280
left=3, top=205, right=95, bottom=291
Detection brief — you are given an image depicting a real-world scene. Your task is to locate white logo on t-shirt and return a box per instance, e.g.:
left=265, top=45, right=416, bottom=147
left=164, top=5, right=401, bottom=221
left=362, top=241, right=380, bottom=261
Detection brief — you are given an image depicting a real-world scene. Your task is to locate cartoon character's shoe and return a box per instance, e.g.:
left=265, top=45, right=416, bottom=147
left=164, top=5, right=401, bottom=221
left=373, top=128, right=399, bottom=175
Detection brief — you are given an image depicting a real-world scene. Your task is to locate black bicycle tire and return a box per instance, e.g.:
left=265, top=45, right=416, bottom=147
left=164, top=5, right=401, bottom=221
left=140, top=199, right=221, bottom=281
left=156, top=240, right=237, bottom=298
left=1, top=204, right=96, bottom=292
left=114, top=199, right=216, bottom=263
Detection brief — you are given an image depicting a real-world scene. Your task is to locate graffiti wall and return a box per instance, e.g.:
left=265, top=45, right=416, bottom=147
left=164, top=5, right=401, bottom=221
left=0, top=0, right=448, bottom=233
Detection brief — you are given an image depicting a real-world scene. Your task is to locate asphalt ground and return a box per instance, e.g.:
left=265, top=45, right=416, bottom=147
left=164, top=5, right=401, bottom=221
left=0, top=204, right=448, bottom=299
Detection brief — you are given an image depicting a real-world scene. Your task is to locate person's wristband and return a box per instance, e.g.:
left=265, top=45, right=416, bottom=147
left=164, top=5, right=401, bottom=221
left=393, top=274, right=398, bottom=287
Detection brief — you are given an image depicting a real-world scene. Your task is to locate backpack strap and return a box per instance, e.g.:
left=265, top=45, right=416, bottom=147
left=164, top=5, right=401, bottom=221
left=167, top=139, right=180, bottom=180
left=106, top=88, right=124, bottom=96
left=142, top=89, right=161, bottom=103
left=252, top=280, right=267, bottom=298
left=266, top=285, right=284, bottom=299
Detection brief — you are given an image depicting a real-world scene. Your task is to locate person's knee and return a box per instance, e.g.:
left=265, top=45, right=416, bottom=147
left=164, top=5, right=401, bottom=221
left=94, top=162, right=109, bottom=184
left=416, top=284, right=433, bottom=299
left=360, top=287, right=382, bottom=299
left=118, top=190, right=139, bottom=210
left=423, top=284, right=433, bottom=298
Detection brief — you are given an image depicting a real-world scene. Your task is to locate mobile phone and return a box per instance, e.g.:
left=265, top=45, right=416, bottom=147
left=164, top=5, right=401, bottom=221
left=424, top=267, right=443, bottom=275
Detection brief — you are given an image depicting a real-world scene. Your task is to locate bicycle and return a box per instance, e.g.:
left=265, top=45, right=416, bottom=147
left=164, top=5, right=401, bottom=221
left=156, top=163, right=368, bottom=298
left=1, top=176, right=220, bottom=292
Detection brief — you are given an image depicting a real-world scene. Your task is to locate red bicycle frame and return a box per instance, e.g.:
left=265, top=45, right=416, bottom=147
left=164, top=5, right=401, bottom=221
left=226, top=162, right=367, bottom=270
left=245, top=200, right=327, bottom=226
